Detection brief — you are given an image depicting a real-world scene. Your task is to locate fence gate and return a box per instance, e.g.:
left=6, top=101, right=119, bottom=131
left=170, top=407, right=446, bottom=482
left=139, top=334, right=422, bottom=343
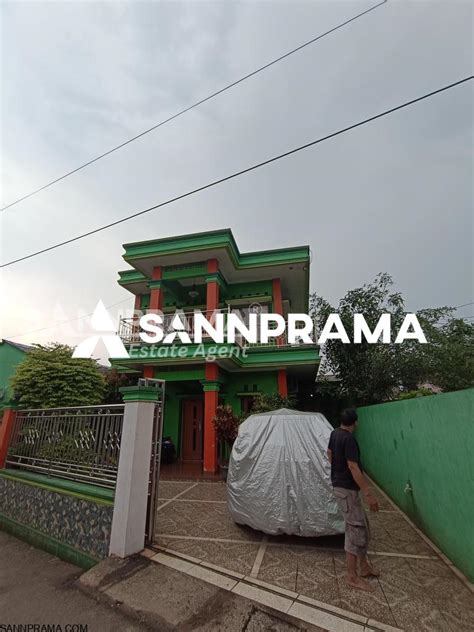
left=141, top=378, right=166, bottom=545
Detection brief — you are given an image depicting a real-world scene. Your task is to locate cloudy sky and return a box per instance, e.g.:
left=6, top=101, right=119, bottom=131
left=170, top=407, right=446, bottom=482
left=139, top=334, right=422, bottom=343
left=1, top=0, right=472, bottom=351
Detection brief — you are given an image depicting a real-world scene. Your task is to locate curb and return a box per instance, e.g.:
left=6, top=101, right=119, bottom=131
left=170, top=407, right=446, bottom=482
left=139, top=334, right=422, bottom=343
left=144, top=547, right=403, bottom=632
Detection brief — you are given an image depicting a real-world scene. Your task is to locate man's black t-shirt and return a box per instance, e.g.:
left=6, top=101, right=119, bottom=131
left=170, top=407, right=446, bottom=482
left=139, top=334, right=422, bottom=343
left=327, top=427, right=361, bottom=491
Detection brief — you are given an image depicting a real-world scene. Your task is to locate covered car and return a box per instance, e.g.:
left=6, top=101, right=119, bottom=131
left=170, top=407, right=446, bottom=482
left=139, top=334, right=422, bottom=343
left=227, top=408, right=344, bottom=536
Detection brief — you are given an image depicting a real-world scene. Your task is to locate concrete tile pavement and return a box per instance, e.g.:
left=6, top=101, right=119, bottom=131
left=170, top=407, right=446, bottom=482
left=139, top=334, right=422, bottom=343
left=154, top=479, right=474, bottom=632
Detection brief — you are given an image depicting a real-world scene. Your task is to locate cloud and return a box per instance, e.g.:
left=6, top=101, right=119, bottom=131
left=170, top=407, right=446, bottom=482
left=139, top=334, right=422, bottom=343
left=1, top=0, right=472, bottom=349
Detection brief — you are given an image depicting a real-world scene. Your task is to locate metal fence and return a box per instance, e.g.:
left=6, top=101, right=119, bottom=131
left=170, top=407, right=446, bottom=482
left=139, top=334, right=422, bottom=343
left=6, top=405, right=124, bottom=488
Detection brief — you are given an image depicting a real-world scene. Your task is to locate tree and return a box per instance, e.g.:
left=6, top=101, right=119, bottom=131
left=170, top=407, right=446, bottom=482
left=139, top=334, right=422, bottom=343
left=310, top=273, right=473, bottom=405
left=11, top=343, right=105, bottom=409
left=102, top=368, right=135, bottom=404
left=419, top=313, right=474, bottom=392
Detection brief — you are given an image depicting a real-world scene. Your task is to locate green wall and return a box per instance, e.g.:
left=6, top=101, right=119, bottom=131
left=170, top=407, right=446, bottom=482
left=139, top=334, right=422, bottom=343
left=224, top=371, right=278, bottom=414
left=163, top=382, right=182, bottom=454
left=356, top=389, right=474, bottom=581
left=0, top=342, right=28, bottom=409
left=156, top=368, right=279, bottom=455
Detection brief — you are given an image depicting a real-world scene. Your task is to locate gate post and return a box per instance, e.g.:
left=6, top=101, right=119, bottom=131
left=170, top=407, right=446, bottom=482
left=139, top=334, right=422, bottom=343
left=0, top=404, right=17, bottom=468
left=109, top=386, right=157, bottom=558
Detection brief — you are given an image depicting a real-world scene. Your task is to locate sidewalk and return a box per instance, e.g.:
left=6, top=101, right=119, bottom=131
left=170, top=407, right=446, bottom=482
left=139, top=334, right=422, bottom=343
left=1, top=530, right=314, bottom=631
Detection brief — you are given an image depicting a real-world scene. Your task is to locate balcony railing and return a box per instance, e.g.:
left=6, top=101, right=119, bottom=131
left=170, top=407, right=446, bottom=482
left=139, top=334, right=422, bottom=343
left=117, top=309, right=313, bottom=349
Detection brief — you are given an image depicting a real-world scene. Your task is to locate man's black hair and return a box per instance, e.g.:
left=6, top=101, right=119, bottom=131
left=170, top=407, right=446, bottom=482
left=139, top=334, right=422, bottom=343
left=340, top=408, right=358, bottom=426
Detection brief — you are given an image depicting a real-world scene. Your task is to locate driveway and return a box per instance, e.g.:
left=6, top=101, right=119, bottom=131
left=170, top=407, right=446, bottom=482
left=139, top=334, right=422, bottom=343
left=154, top=479, right=474, bottom=632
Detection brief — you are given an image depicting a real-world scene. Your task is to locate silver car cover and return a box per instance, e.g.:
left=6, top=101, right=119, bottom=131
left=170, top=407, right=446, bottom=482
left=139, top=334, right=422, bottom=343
left=227, top=409, right=344, bottom=536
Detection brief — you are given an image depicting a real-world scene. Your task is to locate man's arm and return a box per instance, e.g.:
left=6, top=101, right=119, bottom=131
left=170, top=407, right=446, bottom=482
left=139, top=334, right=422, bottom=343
left=327, top=448, right=332, bottom=464
left=347, top=461, right=379, bottom=512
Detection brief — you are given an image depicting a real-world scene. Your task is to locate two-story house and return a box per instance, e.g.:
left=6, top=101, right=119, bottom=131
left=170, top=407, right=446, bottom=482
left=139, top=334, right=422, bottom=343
left=114, top=229, right=319, bottom=475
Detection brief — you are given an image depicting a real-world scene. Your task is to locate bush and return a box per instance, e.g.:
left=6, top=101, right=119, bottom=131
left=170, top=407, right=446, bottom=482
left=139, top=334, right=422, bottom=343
left=11, top=343, right=105, bottom=409
left=213, top=405, right=240, bottom=449
left=397, top=388, right=434, bottom=401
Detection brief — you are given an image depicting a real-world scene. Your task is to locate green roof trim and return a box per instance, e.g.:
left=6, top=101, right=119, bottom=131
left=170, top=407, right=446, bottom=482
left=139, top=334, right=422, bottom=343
left=122, top=228, right=310, bottom=271
left=117, top=342, right=319, bottom=369
left=118, top=269, right=148, bottom=285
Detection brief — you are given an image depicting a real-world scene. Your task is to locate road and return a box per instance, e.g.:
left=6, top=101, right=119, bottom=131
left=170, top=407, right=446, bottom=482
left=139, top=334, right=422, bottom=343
left=0, top=531, right=145, bottom=632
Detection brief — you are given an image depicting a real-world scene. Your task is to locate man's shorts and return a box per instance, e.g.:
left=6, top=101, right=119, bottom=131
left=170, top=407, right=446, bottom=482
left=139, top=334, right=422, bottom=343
left=333, top=487, right=369, bottom=556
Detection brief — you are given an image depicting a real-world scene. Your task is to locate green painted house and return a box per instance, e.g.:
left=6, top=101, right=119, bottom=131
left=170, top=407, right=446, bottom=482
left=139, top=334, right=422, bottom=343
left=0, top=340, right=32, bottom=410
left=114, top=229, right=319, bottom=474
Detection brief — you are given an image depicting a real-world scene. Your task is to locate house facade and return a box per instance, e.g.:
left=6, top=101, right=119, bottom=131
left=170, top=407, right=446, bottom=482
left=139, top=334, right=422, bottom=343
left=114, top=229, right=319, bottom=474
left=0, top=340, right=32, bottom=411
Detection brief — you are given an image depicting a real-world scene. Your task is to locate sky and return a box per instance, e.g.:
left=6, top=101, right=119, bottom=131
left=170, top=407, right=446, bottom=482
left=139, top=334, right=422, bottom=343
left=0, top=0, right=472, bottom=353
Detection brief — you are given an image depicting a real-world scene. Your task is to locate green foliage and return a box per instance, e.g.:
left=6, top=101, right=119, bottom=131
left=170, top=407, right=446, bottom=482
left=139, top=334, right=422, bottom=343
left=418, top=316, right=474, bottom=392
left=36, top=434, right=98, bottom=464
left=249, top=392, right=295, bottom=416
left=310, top=273, right=474, bottom=405
left=10, top=343, right=105, bottom=409
left=397, top=388, right=434, bottom=401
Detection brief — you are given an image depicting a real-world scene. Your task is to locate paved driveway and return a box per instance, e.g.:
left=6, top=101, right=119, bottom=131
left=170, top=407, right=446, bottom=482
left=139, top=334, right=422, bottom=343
left=154, top=479, right=473, bottom=632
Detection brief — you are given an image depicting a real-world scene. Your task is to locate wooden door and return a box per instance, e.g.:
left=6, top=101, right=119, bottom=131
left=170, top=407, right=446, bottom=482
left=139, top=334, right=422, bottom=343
left=181, top=399, right=203, bottom=461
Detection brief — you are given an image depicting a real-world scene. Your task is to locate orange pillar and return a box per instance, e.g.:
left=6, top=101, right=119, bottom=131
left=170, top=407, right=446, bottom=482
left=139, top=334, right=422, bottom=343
left=143, top=366, right=154, bottom=379
left=273, top=278, right=284, bottom=346
left=149, top=266, right=163, bottom=312
left=203, top=363, right=219, bottom=473
left=206, top=259, right=219, bottom=313
left=272, top=278, right=283, bottom=315
left=277, top=369, right=288, bottom=399
left=0, top=407, right=17, bottom=468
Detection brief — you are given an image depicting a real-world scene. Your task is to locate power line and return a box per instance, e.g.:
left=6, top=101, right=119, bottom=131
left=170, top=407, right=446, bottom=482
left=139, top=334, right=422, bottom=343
left=1, top=75, right=472, bottom=269
left=0, top=0, right=387, bottom=213
left=3, top=298, right=131, bottom=340
left=454, top=301, right=474, bottom=310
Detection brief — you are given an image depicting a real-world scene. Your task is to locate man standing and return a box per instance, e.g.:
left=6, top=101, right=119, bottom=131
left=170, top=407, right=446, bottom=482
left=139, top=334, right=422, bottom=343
left=327, top=408, right=380, bottom=591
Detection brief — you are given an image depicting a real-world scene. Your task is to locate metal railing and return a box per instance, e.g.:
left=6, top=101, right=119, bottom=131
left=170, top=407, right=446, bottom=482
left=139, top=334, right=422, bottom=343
left=6, top=405, right=124, bottom=488
left=118, top=308, right=228, bottom=345
left=118, top=309, right=313, bottom=348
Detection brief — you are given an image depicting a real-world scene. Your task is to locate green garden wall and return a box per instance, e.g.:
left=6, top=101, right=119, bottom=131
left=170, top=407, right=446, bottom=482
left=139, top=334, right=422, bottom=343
left=356, top=389, right=474, bottom=581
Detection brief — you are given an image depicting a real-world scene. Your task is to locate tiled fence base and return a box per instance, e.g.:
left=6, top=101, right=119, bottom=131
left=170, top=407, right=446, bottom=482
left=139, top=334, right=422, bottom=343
left=0, top=470, right=114, bottom=569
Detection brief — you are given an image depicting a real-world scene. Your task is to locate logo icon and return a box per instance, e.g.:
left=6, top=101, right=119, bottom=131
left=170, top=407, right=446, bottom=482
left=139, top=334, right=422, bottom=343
left=72, top=301, right=129, bottom=359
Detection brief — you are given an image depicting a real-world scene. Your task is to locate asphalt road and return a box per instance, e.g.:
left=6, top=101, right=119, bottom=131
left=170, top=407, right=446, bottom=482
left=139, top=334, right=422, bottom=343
left=0, top=532, right=306, bottom=631
left=0, top=531, right=145, bottom=632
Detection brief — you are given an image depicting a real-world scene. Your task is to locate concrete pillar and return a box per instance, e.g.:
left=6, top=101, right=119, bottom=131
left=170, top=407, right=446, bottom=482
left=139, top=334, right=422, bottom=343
left=0, top=405, right=17, bottom=468
left=109, top=386, right=157, bottom=558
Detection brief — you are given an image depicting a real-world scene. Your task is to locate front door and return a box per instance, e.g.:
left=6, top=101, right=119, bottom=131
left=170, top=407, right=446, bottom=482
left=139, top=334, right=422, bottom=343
left=182, top=399, right=203, bottom=461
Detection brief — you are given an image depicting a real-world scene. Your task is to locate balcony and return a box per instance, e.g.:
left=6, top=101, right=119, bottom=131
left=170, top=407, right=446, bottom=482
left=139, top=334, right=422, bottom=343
left=117, top=308, right=315, bottom=349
